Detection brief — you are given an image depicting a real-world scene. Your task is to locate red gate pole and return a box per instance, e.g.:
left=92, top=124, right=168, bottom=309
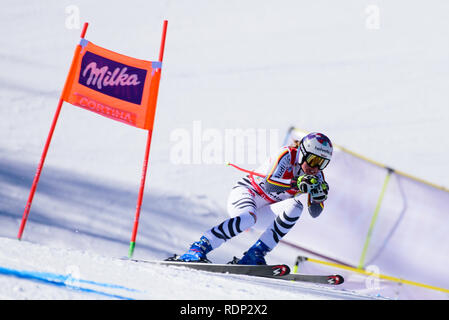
left=128, top=20, right=168, bottom=258
left=17, top=23, right=89, bottom=240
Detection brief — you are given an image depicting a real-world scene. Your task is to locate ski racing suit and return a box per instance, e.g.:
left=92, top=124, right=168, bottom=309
left=203, top=145, right=327, bottom=251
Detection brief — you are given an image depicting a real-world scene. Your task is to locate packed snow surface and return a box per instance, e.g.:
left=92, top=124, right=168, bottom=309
left=1, top=0, right=448, bottom=300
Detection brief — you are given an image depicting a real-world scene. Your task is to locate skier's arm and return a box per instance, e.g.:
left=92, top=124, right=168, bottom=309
left=307, top=179, right=329, bottom=218
left=308, top=197, right=324, bottom=218
left=264, top=149, right=294, bottom=193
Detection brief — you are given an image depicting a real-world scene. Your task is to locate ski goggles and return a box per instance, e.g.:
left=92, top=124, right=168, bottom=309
left=304, top=153, right=330, bottom=170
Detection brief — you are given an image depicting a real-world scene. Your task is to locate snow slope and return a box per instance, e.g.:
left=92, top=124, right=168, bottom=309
left=0, top=160, right=380, bottom=300
left=1, top=0, right=448, bottom=300
left=0, top=237, right=379, bottom=300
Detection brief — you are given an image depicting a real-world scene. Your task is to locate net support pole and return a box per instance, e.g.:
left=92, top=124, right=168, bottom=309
left=128, top=20, right=168, bottom=258
left=358, top=168, right=393, bottom=269
left=17, top=22, right=89, bottom=240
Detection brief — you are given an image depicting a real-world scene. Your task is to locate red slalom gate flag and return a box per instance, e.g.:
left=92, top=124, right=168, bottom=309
left=17, top=21, right=168, bottom=259
left=61, top=39, right=162, bottom=130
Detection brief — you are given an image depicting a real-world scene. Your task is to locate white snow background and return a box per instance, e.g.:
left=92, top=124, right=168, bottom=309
left=0, top=0, right=448, bottom=301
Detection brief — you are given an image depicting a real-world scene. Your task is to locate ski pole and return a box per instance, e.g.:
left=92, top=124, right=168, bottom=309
left=226, top=162, right=266, bottom=178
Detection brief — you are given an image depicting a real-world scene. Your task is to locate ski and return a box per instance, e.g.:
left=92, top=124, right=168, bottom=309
left=125, top=258, right=344, bottom=285
left=127, top=258, right=290, bottom=277
left=274, top=273, right=344, bottom=285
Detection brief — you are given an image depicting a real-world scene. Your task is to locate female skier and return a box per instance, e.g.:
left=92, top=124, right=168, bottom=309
left=176, top=132, right=333, bottom=265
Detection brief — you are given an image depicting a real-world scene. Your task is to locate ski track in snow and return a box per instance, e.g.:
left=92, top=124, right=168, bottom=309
left=0, top=238, right=380, bottom=300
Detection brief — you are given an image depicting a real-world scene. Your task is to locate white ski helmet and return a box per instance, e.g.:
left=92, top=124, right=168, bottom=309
left=298, top=132, right=333, bottom=170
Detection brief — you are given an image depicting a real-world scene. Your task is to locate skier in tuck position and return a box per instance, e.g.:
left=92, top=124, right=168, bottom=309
left=175, top=132, right=333, bottom=265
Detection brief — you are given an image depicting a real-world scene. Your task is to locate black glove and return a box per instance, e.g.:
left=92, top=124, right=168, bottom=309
left=296, top=175, right=320, bottom=193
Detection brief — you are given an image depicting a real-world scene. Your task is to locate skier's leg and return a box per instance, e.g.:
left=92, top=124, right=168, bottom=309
left=203, top=186, right=260, bottom=248
left=237, top=197, right=304, bottom=265
left=258, top=197, right=303, bottom=250
left=178, top=186, right=260, bottom=262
